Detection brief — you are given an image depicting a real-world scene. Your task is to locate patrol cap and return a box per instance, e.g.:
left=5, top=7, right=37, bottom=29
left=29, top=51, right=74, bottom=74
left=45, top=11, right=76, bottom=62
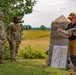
left=68, top=12, right=76, bottom=19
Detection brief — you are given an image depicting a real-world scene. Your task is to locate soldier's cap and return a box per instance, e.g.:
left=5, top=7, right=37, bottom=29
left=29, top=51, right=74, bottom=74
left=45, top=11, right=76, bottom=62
left=0, top=12, right=4, bottom=17
left=68, top=12, right=76, bottom=19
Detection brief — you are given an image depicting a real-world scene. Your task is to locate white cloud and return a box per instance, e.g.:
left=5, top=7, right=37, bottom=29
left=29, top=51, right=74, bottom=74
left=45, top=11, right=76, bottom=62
left=22, top=0, right=76, bottom=27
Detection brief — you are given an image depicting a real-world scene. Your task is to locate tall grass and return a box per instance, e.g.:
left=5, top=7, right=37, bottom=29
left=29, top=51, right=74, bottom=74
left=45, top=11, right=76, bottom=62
left=19, top=30, right=50, bottom=51
left=22, top=30, right=50, bottom=38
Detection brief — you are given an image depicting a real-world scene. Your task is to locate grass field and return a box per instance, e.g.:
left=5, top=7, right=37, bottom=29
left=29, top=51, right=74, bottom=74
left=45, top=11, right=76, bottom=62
left=19, top=30, right=50, bottom=51
left=0, top=30, right=71, bottom=75
left=0, top=59, right=70, bottom=75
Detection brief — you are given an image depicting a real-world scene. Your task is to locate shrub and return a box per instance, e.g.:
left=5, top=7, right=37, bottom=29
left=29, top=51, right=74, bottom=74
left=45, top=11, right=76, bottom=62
left=18, top=45, right=47, bottom=59
left=4, top=43, right=10, bottom=59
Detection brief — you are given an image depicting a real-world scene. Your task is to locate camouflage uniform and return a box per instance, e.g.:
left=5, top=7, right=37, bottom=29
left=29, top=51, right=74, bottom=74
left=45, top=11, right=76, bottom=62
left=0, top=19, right=6, bottom=62
left=7, top=23, right=22, bottom=61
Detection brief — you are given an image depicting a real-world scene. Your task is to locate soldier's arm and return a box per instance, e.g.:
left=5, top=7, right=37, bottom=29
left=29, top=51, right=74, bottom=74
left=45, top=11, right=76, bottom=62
left=57, top=28, right=68, bottom=34
left=72, top=31, right=76, bottom=36
left=0, top=22, right=6, bottom=45
left=19, top=25, right=22, bottom=42
left=67, top=28, right=76, bottom=32
left=57, top=28, right=72, bottom=37
left=7, top=25, right=12, bottom=42
left=67, top=28, right=76, bottom=36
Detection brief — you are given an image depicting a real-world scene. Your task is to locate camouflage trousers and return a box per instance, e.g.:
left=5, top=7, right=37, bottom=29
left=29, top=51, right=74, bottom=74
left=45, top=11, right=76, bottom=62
left=9, top=41, right=20, bottom=60
left=0, top=44, right=4, bottom=60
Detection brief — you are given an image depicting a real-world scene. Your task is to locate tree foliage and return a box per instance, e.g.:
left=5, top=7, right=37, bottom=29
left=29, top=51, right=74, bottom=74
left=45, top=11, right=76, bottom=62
left=0, top=0, right=36, bottom=27
left=24, top=25, right=32, bottom=30
left=40, top=25, right=46, bottom=30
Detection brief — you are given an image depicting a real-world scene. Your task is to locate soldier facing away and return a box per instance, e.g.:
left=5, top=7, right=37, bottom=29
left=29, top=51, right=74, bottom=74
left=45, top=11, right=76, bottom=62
left=0, top=12, right=6, bottom=64
left=7, top=16, right=22, bottom=62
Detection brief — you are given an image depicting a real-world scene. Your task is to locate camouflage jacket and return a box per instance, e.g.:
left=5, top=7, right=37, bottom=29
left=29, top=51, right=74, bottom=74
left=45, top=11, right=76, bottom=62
left=0, top=20, right=6, bottom=41
left=7, top=23, right=22, bottom=42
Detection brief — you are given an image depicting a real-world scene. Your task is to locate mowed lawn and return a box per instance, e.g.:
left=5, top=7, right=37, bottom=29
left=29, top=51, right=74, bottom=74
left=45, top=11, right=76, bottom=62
left=0, top=59, right=70, bottom=75
left=19, top=30, right=50, bottom=51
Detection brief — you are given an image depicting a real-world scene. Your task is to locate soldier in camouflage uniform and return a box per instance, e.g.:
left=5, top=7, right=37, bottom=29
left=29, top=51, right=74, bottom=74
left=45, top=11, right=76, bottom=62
left=0, top=12, right=6, bottom=64
left=7, top=16, right=22, bottom=62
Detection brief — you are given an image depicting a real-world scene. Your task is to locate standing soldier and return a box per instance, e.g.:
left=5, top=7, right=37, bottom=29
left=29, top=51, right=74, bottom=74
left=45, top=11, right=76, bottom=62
left=7, top=16, right=22, bottom=62
left=0, top=12, right=6, bottom=64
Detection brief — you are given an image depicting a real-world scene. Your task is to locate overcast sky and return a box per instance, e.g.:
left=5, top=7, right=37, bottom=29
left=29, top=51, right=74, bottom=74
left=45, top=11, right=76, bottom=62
left=22, top=0, right=76, bottom=27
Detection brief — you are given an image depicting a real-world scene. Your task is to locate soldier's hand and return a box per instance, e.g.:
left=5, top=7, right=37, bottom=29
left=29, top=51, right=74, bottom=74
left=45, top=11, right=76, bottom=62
left=17, top=41, right=21, bottom=44
left=9, top=41, right=12, bottom=44
left=72, top=31, right=76, bottom=36
left=67, top=31, right=72, bottom=37
left=57, top=28, right=63, bottom=32
left=2, top=40, right=6, bottom=45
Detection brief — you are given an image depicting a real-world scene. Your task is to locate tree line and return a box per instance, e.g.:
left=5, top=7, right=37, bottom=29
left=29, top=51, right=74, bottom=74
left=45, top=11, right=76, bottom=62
left=23, top=25, right=50, bottom=30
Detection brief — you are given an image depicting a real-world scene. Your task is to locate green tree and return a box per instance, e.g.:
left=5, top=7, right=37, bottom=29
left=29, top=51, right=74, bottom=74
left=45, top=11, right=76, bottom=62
left=28, top=25, right=32, bottom=30
left=24, top=25, right=32, bottom=30
left=40, top=25, right=46, bottom=30
left=20, top=24, right=25, bottom=31
left=0, top=0, right=36, bottom=27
